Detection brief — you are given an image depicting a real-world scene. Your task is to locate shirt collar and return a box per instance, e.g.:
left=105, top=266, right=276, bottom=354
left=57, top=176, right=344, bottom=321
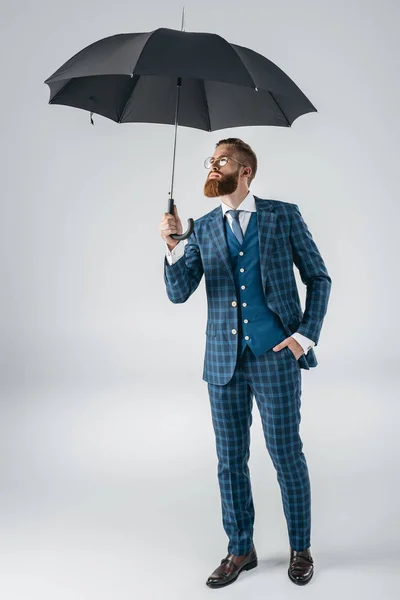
left=220, top=190, right=256, bottom=217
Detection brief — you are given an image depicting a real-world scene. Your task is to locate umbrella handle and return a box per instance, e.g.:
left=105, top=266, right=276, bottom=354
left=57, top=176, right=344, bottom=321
left=167, top=197, right=194, bottom=241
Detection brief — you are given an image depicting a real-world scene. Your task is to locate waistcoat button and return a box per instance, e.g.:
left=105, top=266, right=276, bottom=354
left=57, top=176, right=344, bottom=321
left=232, top=329, right=237, bottom=335
left=231, top=301, right=237, bottom=307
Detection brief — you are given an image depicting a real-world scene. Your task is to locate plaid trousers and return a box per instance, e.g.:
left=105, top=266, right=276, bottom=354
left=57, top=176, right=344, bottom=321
left=207, top=343, right=311, bottom=554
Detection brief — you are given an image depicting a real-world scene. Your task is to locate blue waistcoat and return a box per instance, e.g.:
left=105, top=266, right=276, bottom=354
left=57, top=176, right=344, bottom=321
left=224, top=211, right=287, bottom=357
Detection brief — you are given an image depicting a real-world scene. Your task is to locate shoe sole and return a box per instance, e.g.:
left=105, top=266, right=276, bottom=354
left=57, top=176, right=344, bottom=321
left=288, top=567, right=314, bottom=585
left=206, top=558, right=258, bottom=588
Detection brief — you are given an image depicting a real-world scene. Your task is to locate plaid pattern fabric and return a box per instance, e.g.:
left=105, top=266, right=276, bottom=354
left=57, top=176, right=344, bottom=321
left=163, top=197, right=332, bottom=386
left=208, top=343, right=310, bottom=554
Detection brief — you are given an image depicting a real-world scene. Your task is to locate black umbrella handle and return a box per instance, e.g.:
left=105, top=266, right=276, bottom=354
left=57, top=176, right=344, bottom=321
left=168, top=197, right=194, bottom=241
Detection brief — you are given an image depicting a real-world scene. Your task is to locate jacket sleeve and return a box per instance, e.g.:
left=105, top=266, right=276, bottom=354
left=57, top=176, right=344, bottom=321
left=290, top=204, right=332, bottom=345
left=163, top=227, right=204, bottom=303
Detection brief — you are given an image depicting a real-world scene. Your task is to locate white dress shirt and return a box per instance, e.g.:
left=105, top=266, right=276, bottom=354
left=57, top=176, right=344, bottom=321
left=165, top=191, right=315, bottom=355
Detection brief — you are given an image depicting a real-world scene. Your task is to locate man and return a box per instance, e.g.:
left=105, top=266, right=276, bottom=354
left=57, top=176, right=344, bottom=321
left=159, top=138, right=332, bottom=587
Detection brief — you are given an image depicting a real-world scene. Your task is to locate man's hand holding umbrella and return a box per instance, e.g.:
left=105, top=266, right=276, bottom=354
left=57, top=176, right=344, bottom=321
left=159, top=205, right=183, bottom=251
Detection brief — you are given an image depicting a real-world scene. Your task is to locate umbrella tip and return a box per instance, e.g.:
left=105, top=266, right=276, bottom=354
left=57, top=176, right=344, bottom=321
left=181, top=6, right=185, bottom=32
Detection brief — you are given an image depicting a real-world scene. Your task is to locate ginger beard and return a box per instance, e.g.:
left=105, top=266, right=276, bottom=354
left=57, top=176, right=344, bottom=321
left=204, top=167, right=240, bottom=197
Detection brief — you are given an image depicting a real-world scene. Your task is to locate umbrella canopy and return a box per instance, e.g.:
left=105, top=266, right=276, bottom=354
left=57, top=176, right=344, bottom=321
left=44, top=26, right=317, bottom=240
left=44, top=27, right=317, bottom=131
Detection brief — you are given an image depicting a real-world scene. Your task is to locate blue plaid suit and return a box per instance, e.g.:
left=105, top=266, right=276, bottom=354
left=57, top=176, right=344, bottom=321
left=163, top=196, right=332, bottom=553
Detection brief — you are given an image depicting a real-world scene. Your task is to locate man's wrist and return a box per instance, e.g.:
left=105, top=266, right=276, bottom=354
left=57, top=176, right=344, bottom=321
left=291, top=332, right=314, bottom=355
left=166, top=241, right=179, bottom=251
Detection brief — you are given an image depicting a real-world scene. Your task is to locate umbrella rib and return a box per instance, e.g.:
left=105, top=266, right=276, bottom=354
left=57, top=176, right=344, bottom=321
left=48, top=79, right=74, bottom=104
left=268, top=91, right=291, bottom=126
left=201, top=80, right=212, bottom=132
left=228, top=45, right=257, bottom=89
left=118, top=77, right=141, bottom=123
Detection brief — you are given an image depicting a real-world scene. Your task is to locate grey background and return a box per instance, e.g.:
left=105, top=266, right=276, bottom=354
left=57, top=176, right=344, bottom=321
left=1, top=0, right=399, bottom=598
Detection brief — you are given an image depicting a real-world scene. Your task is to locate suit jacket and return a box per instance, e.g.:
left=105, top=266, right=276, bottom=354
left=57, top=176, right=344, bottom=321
left=164, top=196, right=332, bottom=384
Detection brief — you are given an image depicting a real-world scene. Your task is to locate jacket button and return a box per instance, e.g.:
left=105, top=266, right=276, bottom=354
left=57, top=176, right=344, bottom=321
left=245, top=336, right=250, bottom=340
left=241, top=285, right=246, bottom=290
left=231, top=301, right=237, bottom=307
left=240, top=268, right=245, bottom=272
left=239, top=251, right=244, bottom=256
left=232, top=329, right=237, bottom=335
left=244, top=319, right=248, bottom=323
left=242, top=302, right=247, bottom=307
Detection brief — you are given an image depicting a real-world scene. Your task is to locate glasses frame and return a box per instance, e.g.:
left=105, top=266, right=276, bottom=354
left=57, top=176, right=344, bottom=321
left=204, top=155, right=248, bottom=170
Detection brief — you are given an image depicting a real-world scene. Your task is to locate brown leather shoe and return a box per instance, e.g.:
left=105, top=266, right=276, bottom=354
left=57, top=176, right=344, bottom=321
left=288, top=547, right=314, bottom=585
left=206, top=546, right=258, bottom=588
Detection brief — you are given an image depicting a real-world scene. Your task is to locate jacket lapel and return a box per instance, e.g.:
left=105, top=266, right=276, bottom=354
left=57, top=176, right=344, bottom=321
left=208, top=196, right=277, bottom=293
left=255, top=198, right=277, bottom=293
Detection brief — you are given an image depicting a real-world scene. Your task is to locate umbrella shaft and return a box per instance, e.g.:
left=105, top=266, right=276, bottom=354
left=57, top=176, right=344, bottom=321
left=170, top=77, right=182, bottom=201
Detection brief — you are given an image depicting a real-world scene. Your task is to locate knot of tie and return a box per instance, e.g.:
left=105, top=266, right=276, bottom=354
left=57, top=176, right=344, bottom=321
left=226, top=209, right=242, bottom=220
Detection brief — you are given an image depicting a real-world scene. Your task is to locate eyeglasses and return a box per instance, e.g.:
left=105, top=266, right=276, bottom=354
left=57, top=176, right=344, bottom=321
left=204, top=155, right=248, bottom=169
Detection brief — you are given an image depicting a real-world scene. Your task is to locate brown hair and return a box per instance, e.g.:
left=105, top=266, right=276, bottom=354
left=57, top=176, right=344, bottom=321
left=215, top=138, right=257, bottom=185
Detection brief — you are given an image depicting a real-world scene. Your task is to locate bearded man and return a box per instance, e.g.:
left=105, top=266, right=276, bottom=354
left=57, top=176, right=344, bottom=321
left=159, top=138, right=332, bottom=588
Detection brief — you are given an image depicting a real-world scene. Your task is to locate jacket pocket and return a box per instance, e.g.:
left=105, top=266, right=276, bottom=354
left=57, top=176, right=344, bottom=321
left=285, top=345, right=298, bottom=361
left=205, top=323, right=217, bottom=337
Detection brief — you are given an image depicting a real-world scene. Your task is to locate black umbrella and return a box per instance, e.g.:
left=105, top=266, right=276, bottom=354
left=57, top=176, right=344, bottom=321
left=44, top=12, right=317, bottom=240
